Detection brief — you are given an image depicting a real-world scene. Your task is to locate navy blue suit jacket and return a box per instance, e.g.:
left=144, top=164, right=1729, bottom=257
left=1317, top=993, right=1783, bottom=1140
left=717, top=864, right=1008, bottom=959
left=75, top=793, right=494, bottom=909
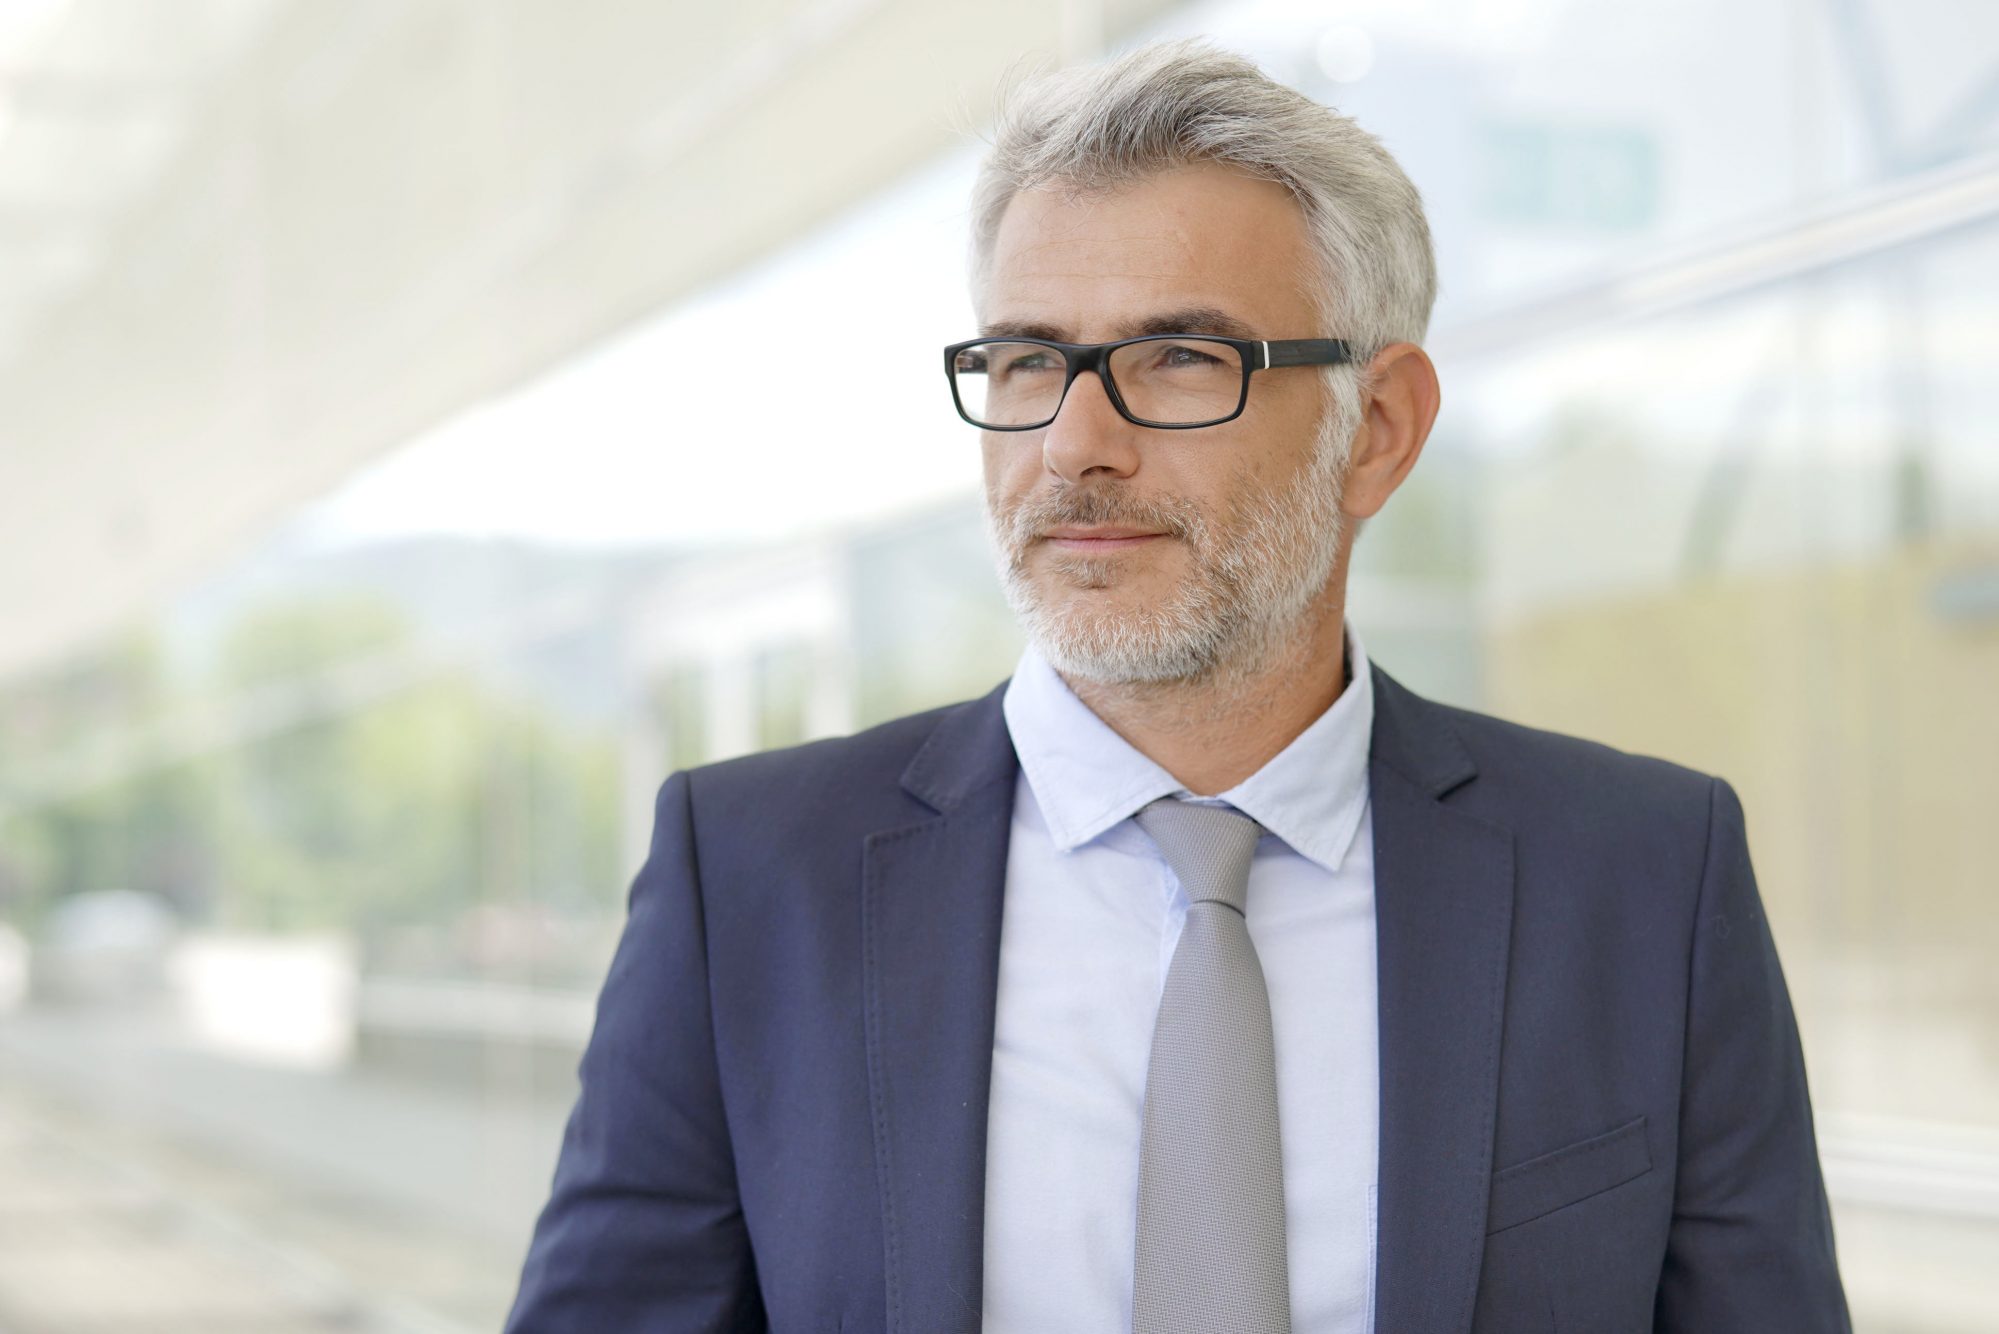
left=505, top=660, right=1850, bottom=1332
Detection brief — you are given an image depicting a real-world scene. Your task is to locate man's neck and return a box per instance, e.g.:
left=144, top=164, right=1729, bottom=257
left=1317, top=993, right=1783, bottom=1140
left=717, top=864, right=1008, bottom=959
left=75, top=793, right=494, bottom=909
left=1061, top=593, right=1351, bottom=797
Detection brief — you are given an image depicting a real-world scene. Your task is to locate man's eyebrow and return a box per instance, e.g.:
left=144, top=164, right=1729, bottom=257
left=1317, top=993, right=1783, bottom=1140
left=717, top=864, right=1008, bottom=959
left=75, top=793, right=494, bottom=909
left=1123, top=307, right=1260, bottom=340
left=976, top=307, right=1261, bottom=342
left=978, top=318, right=1069, bottom=340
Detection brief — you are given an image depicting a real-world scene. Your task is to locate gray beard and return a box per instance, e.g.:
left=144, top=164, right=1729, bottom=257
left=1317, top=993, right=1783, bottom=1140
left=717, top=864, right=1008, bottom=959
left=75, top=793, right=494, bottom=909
left=984, top=395, right=1356, bottom=688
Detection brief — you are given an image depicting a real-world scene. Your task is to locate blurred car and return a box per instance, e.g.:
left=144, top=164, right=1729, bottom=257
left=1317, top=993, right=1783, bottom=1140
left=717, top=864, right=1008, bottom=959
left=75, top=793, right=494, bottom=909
left=31, top=889, right=179, bottom=1005
left=0, top=921, right=26, bottom=1012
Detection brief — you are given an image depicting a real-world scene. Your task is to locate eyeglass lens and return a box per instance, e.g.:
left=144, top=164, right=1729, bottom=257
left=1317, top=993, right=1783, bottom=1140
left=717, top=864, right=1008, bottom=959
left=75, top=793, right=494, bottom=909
left=951, top=338, right=1245, bottom=428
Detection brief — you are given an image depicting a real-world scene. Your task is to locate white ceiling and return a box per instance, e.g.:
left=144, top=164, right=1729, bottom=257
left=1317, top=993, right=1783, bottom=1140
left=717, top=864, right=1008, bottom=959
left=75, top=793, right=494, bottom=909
left=0, top=0, right=1177, bottom=681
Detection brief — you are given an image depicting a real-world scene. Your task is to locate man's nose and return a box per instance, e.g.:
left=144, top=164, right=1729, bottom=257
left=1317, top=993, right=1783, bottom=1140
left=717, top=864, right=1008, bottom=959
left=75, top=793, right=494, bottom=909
left=1041, top=370, right=1142, bottom=484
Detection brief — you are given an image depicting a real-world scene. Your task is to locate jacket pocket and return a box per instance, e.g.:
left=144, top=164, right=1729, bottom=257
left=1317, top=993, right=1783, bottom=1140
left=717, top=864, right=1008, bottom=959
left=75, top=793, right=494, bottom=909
left=1485, top=1113, right=1651, bottom=1234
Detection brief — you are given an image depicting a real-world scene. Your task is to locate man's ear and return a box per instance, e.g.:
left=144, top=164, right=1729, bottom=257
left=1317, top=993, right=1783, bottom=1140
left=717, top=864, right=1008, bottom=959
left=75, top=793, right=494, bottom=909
left=1341, top=343, right=1440, bottom=522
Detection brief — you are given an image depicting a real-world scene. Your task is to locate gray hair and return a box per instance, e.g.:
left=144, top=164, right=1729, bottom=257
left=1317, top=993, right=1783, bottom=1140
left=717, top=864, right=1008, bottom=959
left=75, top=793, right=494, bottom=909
left=969, top=38, right=1438, bottom=380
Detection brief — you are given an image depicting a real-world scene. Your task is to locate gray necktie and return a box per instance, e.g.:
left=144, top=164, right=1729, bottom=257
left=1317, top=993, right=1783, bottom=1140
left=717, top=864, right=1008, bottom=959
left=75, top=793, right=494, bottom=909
left=1130, top=798, right=1291, bottom=1334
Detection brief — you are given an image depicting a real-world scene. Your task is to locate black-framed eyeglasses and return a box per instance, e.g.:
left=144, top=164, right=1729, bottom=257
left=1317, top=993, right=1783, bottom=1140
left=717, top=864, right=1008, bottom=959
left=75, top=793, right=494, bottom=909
left=943, top=333, right=1354, bottom=431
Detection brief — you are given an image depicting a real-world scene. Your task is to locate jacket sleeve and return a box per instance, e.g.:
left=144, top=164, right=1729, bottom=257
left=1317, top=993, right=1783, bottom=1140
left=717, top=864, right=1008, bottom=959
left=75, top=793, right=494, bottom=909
left=1653, top=776, right=1851, bottom=1332
left=504, top=770, right=764, bottom=1332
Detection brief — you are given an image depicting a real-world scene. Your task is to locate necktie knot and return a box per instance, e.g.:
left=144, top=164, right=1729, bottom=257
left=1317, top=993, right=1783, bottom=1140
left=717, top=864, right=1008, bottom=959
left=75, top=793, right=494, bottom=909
left=1134, top=797, right=1264, bottom=914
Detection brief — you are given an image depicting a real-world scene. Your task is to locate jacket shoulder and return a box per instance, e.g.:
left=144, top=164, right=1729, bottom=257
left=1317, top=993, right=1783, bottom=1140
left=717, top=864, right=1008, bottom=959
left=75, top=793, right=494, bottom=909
left=1442, top=695, right=1715, bottom=790
left=1400, top=691, right=1730, bottom=923
left=658, top=688, right=1010, bottom=902
left=1406, top=690, right=1724, bottom=849
left=674, top=690, right=997, bottom=820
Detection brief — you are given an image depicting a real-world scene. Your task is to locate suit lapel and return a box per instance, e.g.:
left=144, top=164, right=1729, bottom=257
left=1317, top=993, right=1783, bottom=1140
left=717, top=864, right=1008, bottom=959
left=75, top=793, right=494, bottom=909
left=1367, top=662, right=1518, bottom=1334
left=863, top=684, right=1017, bottom=1334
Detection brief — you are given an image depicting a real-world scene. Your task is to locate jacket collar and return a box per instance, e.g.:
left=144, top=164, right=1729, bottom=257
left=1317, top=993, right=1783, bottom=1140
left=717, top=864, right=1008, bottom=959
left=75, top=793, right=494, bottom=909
left=897, top=676, right=1016, bottom=814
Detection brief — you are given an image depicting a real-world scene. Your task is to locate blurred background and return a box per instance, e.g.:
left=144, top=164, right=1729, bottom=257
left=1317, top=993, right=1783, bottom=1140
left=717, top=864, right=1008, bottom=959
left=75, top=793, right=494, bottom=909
left=0, top=0, right=1993, bottom=1330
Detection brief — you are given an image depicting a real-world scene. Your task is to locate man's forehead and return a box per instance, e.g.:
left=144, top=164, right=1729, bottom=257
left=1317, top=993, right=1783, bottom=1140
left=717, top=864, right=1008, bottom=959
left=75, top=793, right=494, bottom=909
left=988, top=181, right=1220, bottom=281
left=979, top=165, right=1318, bottom=336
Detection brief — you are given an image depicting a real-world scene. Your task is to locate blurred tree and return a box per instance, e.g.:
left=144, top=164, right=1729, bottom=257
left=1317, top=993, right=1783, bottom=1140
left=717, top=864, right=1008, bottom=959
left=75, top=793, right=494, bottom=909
left=2, top=593, right=620, bottom=978
left=0, top=627, right=186, bottom=928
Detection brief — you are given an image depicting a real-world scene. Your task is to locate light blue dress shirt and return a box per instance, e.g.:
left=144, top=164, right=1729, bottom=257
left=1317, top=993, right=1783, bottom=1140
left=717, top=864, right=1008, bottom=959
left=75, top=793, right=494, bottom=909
left=982, top=618, right=1380, bottom=1333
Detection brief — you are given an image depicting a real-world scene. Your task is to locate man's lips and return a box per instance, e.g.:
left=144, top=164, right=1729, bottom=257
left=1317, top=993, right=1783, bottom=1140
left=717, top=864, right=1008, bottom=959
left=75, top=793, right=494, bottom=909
left=1039, top=526, right=1168, bottom=551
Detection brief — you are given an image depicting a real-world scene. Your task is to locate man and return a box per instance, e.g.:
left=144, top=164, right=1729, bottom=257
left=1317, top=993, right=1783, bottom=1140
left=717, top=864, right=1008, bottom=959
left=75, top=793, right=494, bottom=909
left=505, top=38, right=1850, bottom=1334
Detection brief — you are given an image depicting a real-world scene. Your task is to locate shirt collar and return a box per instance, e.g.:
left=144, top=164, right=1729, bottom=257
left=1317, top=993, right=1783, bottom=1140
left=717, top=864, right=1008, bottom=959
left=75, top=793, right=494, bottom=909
left=1002, top=619, right=1375, bottom=874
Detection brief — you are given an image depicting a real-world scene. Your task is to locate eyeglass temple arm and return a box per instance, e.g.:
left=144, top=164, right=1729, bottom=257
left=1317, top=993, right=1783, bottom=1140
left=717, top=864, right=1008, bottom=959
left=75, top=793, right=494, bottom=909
left=1260, top=338, right=1354, bottom=369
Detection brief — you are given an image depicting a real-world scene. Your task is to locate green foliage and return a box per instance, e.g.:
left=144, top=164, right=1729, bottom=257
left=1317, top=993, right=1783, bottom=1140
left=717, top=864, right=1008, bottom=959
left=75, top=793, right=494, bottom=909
left=0, top=593, right=620, bottom=952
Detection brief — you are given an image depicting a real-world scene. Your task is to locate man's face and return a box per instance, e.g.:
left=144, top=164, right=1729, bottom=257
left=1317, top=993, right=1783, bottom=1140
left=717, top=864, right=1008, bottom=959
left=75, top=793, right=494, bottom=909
left=978, top=160, right=1354, bottom=685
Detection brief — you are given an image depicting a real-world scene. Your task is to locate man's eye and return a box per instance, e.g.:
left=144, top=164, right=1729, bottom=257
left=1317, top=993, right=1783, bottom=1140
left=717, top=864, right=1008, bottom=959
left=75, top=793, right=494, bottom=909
left=1158, top=343, right=1223, bottom=367
left=997, top=353, right=1058, bottom=375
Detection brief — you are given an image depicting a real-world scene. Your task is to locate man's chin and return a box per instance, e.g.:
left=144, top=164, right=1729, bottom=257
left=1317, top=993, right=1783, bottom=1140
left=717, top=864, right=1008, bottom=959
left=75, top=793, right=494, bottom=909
left=1030, top=543, right=1180, bottom=594
left=1024, top=579, right=1157, bottom=624
left=1032, top=554, right=1117, bottom=592
left=1032, top=625, right=1219, bottom=687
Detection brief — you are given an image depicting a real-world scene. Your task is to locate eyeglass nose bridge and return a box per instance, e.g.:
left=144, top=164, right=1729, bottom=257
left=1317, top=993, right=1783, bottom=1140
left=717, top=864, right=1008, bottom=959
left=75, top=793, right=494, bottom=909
left=1048, top=340, right=1137, bottom=427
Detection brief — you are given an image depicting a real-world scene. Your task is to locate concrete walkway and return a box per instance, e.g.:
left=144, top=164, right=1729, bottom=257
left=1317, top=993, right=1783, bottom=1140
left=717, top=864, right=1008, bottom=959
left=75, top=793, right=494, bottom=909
left=6, top=1004, right=1999, bottom=1332
left=0, top=1007, right=573, bottom=1334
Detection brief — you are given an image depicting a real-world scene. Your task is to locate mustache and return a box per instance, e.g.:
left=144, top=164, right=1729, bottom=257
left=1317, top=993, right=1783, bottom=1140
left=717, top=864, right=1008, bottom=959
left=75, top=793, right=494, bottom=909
left=996, top=484, right=1201, bottom=548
